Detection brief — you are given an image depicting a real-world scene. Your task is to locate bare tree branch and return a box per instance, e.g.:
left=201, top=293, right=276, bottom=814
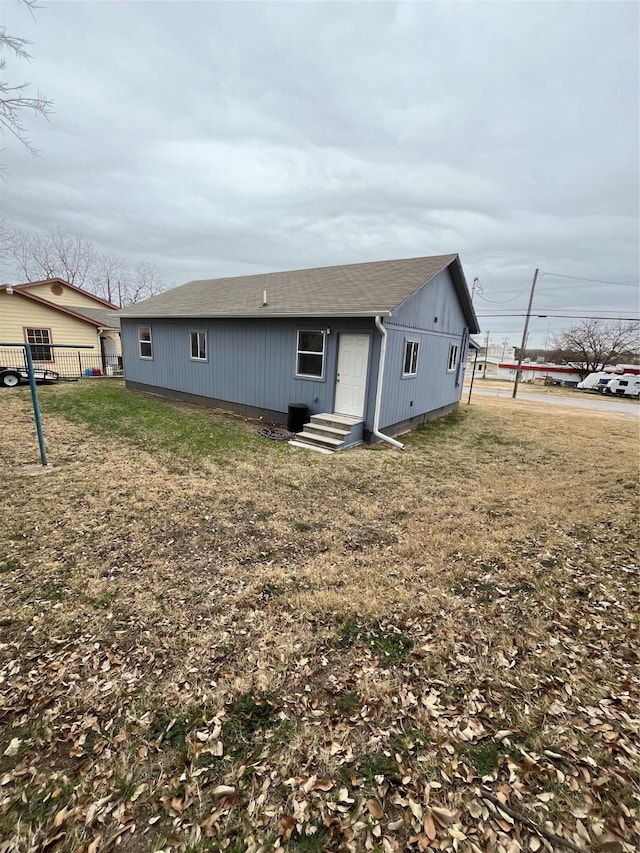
left=91, top=252, right=131, bottom=306
left=122, top=261, right=167, bottom=306
left=11, top=226, right=95, bottom=285
left=551, top=319, right=640, bottom=378
left=9, top=225, right=169, bottom=305
left=0, top=0, right=52, bottom=158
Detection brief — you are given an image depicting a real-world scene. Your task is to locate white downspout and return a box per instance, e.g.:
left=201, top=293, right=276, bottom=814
left=373, top=315, right=405, bottom=450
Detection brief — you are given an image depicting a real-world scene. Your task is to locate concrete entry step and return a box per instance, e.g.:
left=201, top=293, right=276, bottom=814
left=289, top=412, right=365, bottom=454
left=311, top=412, right=364, bottom=428
left=289, top=440, right=334, bottom=454
left=304, top=423, right=351, bottom=439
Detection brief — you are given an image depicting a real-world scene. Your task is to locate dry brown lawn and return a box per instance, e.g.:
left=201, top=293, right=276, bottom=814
left=0, top=381, right=638, bottom=853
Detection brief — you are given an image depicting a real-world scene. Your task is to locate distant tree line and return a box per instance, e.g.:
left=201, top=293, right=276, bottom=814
left=4, top=224, right=169, bottom=306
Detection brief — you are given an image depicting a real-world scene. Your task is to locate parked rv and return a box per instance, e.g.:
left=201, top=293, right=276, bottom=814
left=576, top=372, right=616, bottom=393
left=605, top=376, right=640, bottom=398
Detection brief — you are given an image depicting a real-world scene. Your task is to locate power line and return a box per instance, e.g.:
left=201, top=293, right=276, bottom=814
left=477, top=286, right=531, bottom=304
left=537, top=282, right=635, bottom=290
left=481, top=308, right=638, bottom=315
left=472, top=275, right=638, bottom=304
left=477, top=313, right=640, bottom=321
left=539, top=271, right=639, bottom=288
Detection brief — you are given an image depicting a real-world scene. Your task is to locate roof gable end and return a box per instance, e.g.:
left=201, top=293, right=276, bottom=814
left=0, top=287, right=104, bottom=328
left=12, top=279, right=120, bottom=310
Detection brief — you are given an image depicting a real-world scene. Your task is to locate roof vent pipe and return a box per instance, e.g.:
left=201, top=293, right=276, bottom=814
left=262, top=289, right=268, bottom=307
left=373, top=315, right=405, bottom=450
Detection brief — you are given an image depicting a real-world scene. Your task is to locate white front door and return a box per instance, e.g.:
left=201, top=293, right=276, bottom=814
left=334, top=334, right=370, bottom=418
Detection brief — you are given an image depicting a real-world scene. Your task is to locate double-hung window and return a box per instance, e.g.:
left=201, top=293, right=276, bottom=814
left=447, top=343, right=459, bottom=372
left=296, top=330, right=325, bottom=378
left=190, top=331, right=207, bottom=361
left=138, top=326, right=153, bottom=359
left=403, top=340, right=419, bottom=377
left=25, top=328, right=53, bottom=362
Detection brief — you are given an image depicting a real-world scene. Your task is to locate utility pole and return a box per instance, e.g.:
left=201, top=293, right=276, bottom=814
left=482, top=330, right=490, bottom=379
left=512, top=268, right=539, bottom=399
left=471, top=277, right=482, bottom=302
left=501, top=336, right=509, bottom=361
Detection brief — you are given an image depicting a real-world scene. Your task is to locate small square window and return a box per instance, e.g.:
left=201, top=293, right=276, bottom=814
left=139, top=326, right=152, bottom=359
left=190, top=331, right=207, bottom=361
left=403, top=341, right=419, bottom=376
left=296, top=330, right=325, bottom=378
left=447, top=344, right=459, bottom=372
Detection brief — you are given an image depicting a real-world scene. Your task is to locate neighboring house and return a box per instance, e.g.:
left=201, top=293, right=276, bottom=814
left=468, top=355, right=503, bottom=378
left=0, top=279, right=121, bottom=376
left=119, top=254, right=480, bottom=449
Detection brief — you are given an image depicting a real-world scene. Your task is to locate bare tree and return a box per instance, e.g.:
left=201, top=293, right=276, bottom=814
left=551, top=319, right=640, bottom=378
left=91, top=251, right=130, bottom=306
left=1, top=0, right=52, bottom=157
left=12, top=225, right=95, bottom=285
left=123, top=261, right=166, bottom=306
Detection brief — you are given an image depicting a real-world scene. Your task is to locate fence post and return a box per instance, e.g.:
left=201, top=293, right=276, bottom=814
left=24, top=343, right=48, bottom=466
left=77, top=351, right=83, bottom=377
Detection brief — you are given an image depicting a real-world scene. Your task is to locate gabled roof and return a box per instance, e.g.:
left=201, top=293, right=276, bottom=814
left=10, top=278, right=120, bottom=310
left=0, top=281, right=120, bottom=330
left=119, top=255, right=480, bottom=333
left=60, top=305, right=120, bottom=330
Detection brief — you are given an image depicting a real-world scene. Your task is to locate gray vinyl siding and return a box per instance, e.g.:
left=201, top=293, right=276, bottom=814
left=120, top=264, right=472, bottom=438
left=121, top=317, right=380, bottom=426
left=379, top=267, right=468, bottom=430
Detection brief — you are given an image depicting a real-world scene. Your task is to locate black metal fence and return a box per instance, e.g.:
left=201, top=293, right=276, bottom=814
left=0, top=347, right=123, bottom=379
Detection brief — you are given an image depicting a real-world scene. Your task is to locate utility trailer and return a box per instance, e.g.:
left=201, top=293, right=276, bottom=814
left=0, top=365, right=60, bottom=388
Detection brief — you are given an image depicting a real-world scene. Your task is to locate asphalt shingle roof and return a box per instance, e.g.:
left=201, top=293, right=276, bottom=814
left=61, top=305, right=120, bottom=329
left=119, top=254, right=479, bottom=332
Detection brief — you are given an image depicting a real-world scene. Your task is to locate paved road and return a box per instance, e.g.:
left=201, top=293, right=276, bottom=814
left=469, top=387, right=640, bottom=419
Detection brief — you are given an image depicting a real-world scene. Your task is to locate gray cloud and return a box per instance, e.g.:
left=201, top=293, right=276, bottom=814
left=2, top=0, right=638, bottom=345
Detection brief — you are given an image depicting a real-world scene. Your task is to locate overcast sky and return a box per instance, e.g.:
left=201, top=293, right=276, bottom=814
left=1, top=0, right=638, bottom=347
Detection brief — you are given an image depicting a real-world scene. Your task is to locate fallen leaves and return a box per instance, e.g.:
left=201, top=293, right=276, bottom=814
left=2, top=738, right=23, bottom=757
left=0, top=387, right=638, bottom=852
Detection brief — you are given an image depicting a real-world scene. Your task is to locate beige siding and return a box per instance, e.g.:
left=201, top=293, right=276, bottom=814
left=0, top=292, right=100, bottom=360
left=23, top=282, right=116, bottom=311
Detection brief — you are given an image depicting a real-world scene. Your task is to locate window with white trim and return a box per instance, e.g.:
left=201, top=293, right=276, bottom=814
left=447, top=343, right=459, bottom=372
left=26, top=328, right=53, bottom=362
left=403, top=340, right=419, bottom=376
left=190, top=330, right=207, bottom=361
left=296, top=330, right=326, bottom=378
left=138, top=326, right=153, bottom=359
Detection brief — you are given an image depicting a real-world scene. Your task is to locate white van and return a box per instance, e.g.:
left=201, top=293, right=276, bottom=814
left=605, top=376, right=640, bottom=398
left=577, top=372, right=617, bottom=393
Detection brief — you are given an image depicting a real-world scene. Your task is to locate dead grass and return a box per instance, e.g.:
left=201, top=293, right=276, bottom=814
left=0, top=382, right=638, bottom=852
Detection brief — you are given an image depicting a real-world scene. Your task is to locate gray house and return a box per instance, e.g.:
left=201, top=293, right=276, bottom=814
left=119, top=254, right=480, bottom=451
